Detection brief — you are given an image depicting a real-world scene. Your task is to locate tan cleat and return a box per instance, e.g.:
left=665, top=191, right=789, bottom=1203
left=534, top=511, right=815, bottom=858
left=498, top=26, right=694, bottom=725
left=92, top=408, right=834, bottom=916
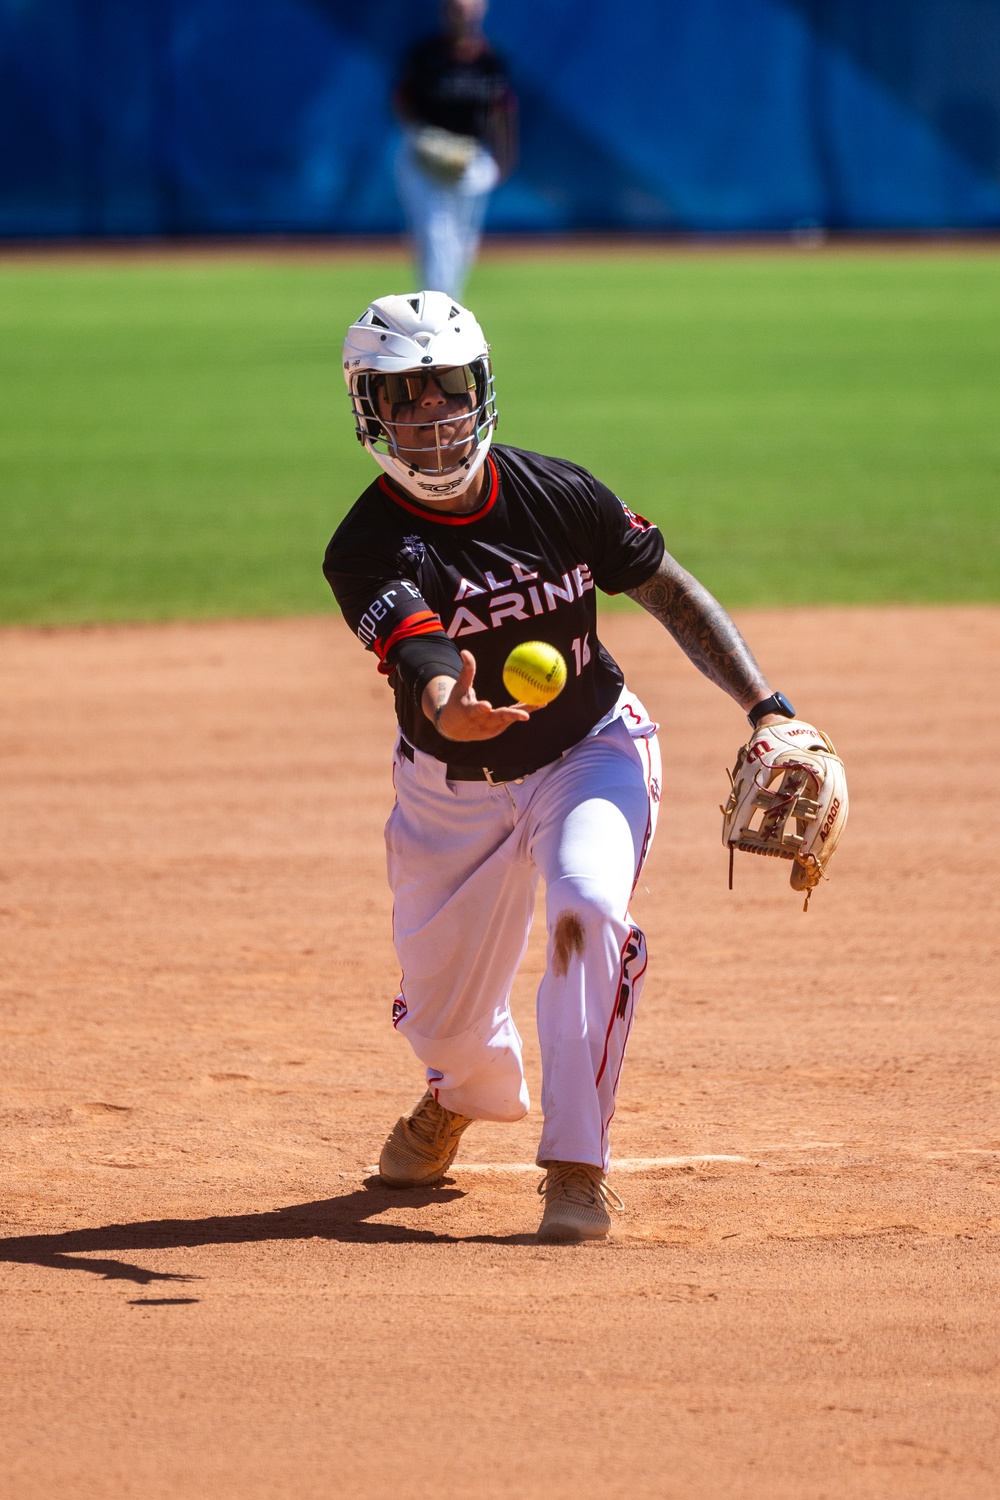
left=536, top=1160, right=624, bottom=1243
left=378, top=1090, right=474, bottom=1187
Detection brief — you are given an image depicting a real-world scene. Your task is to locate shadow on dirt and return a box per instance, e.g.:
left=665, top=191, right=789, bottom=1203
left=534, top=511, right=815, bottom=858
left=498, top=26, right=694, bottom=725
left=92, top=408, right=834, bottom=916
left=0, top=1178, right=539, bottom=1284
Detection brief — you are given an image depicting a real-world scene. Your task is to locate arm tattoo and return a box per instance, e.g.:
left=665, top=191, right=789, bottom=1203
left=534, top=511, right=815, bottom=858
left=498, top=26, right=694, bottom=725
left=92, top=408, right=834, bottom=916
left=428, top=675, right=464, bottom=738
left=625, top=554, right=770, bottom=710
left=432, top=677, right=449, bottom=729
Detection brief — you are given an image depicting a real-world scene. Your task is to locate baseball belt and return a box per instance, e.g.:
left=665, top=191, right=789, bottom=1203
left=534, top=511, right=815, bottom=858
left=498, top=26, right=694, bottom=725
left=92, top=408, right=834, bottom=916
left=398, top=737, right=559, bottom=786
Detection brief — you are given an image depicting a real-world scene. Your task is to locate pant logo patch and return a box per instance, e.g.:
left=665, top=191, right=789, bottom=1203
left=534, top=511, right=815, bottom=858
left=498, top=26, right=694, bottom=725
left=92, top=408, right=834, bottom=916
left=616, top=926, right=643, bottom=1019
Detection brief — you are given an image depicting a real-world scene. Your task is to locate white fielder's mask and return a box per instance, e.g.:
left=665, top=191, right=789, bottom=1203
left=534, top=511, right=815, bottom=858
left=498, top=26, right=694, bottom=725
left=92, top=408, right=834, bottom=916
left=343, top=291, right=497, bottom=502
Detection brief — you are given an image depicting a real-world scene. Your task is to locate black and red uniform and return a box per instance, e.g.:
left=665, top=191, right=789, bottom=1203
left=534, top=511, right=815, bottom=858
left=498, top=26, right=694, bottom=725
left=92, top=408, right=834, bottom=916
left=324, top=444, right=664, bottom=773
left=397, top=34, right=514, bottom=149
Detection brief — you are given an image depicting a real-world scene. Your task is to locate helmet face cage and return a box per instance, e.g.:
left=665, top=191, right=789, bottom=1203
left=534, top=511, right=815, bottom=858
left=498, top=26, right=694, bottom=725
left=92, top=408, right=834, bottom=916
left=350, top=355, right=497, bottom=482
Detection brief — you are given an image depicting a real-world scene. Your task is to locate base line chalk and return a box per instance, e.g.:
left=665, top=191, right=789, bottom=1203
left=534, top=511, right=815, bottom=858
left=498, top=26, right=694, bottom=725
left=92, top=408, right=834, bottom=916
left=363, top=1154, right=750, bottom=1176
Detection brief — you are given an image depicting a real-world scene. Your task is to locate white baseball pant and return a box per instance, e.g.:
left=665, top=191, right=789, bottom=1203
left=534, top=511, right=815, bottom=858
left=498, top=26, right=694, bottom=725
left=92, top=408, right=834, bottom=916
left=395, top=135, right=500, bottom=300
left=384, top=693, right=661, bottom=1170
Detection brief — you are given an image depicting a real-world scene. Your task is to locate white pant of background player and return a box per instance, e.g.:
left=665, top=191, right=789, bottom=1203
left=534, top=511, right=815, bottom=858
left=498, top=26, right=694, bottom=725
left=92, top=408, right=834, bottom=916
left=386, top=692, right=661, bottom=1171
left=396, top=133, right=500, bottom=300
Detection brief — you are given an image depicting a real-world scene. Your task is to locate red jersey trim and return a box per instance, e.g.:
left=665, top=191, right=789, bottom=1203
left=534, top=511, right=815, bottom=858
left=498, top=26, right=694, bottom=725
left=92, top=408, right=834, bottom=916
left=374, top=611, right=445, bottom=660
left=377, top=455, right=499, bottom=526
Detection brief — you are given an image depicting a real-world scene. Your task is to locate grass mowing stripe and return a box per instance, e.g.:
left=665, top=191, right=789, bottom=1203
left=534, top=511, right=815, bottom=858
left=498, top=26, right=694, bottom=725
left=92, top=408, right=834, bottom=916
left=0, top=251, right=997, bottom=624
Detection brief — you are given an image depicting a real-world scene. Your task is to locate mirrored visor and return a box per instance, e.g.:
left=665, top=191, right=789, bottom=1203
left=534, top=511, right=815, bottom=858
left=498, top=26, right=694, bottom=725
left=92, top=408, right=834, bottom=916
left=372, top=364, right=478, bottom=409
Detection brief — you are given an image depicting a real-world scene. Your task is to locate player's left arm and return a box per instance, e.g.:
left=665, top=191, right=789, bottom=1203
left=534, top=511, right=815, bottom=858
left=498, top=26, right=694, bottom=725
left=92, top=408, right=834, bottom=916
left=625, top=552, right=782, bottom=722
left=629, top=551, right=847, bottom=901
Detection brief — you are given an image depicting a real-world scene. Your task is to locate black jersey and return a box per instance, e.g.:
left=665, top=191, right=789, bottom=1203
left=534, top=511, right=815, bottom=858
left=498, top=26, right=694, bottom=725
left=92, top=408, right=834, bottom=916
left=324, top=445, right=664, bottom=773
left=398, top=35, right=512, bottom=145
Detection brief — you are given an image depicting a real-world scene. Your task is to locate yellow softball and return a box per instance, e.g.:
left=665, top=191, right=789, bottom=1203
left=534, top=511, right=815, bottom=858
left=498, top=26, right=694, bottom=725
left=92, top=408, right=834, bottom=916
left=502, top=641, right=567, bottom=707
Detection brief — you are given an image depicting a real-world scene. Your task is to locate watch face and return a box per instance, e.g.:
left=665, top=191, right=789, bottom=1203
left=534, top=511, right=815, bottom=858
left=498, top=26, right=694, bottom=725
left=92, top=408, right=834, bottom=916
left=773, top=692, right=796, bottom=718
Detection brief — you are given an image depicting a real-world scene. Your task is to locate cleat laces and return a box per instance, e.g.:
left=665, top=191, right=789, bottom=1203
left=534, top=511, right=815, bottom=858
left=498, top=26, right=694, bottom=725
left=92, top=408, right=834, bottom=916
left=403, top=1092, right=469, bottom=1160
left=537, top=1161, right=625, bottom=1213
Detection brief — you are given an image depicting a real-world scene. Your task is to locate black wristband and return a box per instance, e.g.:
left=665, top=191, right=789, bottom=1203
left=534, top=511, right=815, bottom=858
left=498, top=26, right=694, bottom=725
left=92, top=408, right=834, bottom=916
left=748, top=691, right=796, bottom=729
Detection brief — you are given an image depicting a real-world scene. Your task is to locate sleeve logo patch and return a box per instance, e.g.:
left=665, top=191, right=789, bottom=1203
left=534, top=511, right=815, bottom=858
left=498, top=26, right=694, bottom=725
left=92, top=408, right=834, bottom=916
left=617, top=497, right=654, bottom=531
left=397, top=536, right=426, bottom=568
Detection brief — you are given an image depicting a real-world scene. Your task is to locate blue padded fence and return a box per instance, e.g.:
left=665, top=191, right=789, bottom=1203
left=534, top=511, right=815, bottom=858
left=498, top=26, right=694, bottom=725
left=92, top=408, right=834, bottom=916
left=1, top=0, right=998, bottom=237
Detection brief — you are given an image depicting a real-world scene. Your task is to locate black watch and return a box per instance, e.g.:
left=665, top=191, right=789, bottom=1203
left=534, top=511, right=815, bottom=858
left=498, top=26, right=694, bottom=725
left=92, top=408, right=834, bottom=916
left=747, top=691, right=796, bottom=729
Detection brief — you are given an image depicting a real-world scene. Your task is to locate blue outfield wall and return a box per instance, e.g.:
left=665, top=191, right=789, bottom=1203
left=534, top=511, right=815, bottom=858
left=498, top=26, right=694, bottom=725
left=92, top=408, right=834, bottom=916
left=1, top=0, right=999, bottom=237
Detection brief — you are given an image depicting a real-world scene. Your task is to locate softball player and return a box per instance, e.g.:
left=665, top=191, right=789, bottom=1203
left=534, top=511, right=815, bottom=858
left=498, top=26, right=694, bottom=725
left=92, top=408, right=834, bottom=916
left=394, top=0, right=516, bottom=299
left=326, top=291, right=796, bottom=1242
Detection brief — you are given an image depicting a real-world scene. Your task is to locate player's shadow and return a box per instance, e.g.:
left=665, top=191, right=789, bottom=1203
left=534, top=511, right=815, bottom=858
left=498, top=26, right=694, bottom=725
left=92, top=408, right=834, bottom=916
left=0, top=1178, right=538, bottom=1285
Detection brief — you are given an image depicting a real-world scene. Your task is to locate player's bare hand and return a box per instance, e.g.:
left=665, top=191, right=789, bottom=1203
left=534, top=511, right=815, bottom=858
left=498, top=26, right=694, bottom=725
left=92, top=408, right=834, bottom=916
left=423, top=651, right=532, bottom=741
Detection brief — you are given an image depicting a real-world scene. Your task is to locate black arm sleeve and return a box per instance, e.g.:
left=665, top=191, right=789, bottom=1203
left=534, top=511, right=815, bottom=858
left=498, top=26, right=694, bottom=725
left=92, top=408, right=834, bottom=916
left=323, top=552, right=462, bottom=706
left=388, top=633, right=463, bottom=708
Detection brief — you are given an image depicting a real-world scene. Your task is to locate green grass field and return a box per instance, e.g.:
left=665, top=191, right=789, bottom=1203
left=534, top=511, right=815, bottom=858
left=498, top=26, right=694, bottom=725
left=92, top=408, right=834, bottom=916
left=1, top=248, right=997, bottom=624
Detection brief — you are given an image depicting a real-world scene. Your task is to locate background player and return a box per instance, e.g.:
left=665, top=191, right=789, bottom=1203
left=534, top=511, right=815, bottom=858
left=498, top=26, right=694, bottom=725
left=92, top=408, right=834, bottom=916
left=394, top=0, right=517, bottom=299
left=326, top=290, right=801, bottom=1243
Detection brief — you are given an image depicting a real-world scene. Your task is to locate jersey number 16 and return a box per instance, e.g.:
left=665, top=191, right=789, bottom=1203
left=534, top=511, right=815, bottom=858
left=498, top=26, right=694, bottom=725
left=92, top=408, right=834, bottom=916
left=570, top=634, right=591, bottom=675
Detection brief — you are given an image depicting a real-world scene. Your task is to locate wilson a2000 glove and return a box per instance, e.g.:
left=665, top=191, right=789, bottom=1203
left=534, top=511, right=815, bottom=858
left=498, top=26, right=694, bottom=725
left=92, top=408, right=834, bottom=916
left=722, top=719, right=848, bottom=910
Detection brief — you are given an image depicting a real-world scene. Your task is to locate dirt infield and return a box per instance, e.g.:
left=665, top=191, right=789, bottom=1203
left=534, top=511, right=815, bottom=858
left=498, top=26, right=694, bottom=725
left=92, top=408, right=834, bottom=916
left=2, top=607, right=998, bottom=1499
